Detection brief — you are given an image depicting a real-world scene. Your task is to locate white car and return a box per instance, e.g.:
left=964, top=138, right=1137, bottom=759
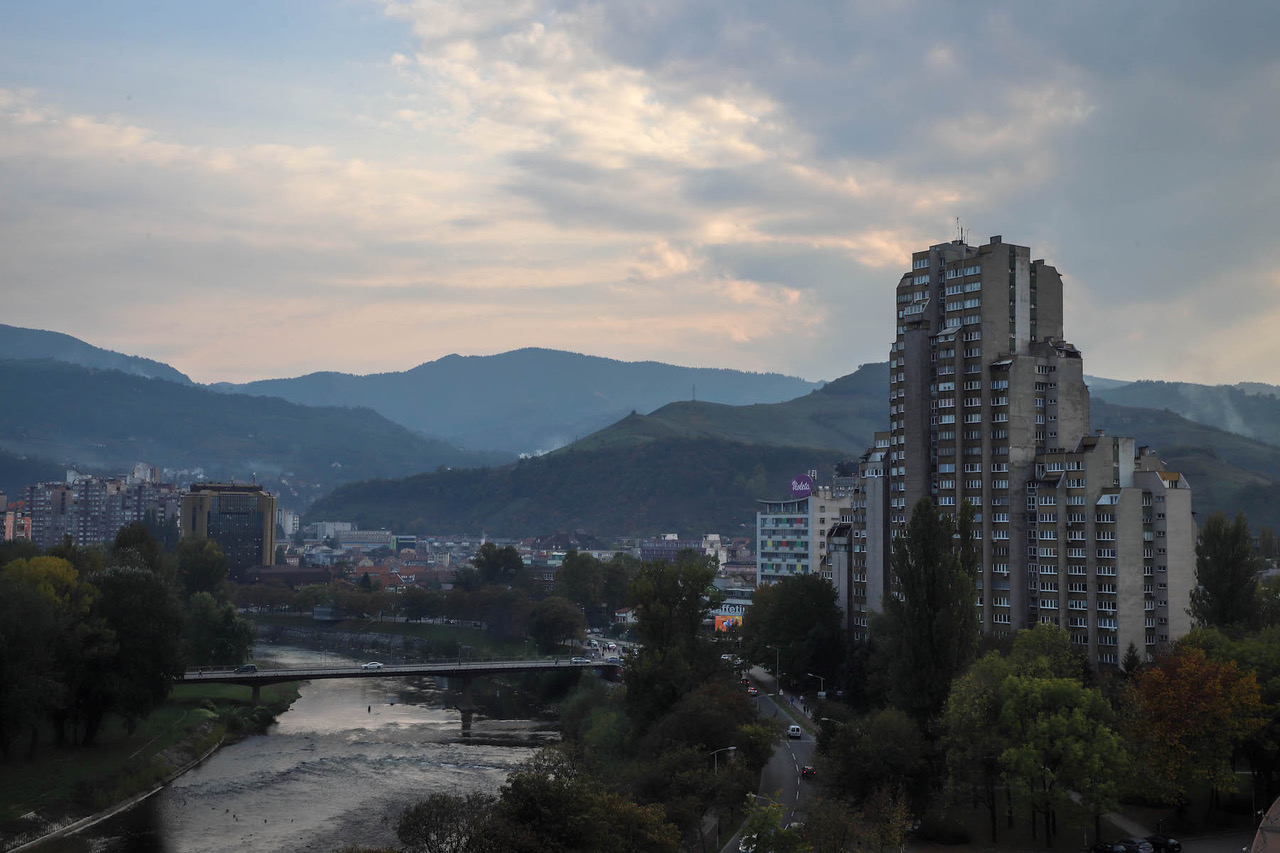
left=788, top=724, right=802, bottom=739
left=361, top=661, right=384, bottom=670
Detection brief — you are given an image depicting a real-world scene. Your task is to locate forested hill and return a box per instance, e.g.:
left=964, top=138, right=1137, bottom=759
left=311, top=364, right=1280, bottom=536
left=305, top=439, right=846, bottom=538
left=0, top=360, right=510, bottom=507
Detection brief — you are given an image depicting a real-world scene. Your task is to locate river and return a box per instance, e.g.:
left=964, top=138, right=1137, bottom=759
left=33, top=645, right=554, bottom=853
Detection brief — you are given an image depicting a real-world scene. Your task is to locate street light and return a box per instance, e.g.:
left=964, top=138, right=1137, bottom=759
left=766, top=645, right=781, bottom=696
left=710, top=745, right=737, bottom=773
left=807, top=672, right=825, bottom=697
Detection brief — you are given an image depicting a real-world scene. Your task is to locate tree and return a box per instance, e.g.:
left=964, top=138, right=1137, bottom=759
left=942, top=653, right=1014, bottom=843
left=478, top=748, right=678, bottom=853
left=823, top=707, right=928, bottom=807
left=0, top=570, right=62, bottom=761
left=1131, top=644, right=1266, bottom=808
left=80, top=566, right=185, bottom=743
left=472, top=542, right=524, bottom=586
left=1009, top=623, right=1088, bottom=681
left=624, top=552, right=721, bottom=727
left=184, top=592, right=255, bottom=667
left=998, top=676, right=1126, bottom=845
left=528, top=596, right=586, bottom=654
left=741, top=573, right=844, bottom=691
left=554, top=550, right=606, bottom=621
left=401, top=585, right=444, bottom=622
left=398, top=791, right=496, bottom=853
left=112, top=522, right=164, bottom=575
left=872, top=498, right=980, bottom=723
left=1190, top=511, right=1262, bottom=632
left=176, top=536, right=230, bottom=599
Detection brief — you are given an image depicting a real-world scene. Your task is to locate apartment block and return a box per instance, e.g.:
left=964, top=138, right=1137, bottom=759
left=862, top=235, right=1195, bottom=664
left=20, top=469, right=182, bottom=551
left=756, top=478, right=851, bottom=587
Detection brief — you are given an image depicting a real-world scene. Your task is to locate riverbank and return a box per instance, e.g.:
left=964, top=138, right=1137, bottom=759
left=0, top=680, right=300, bottom=853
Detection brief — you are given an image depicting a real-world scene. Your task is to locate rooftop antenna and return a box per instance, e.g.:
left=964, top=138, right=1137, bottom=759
left=955, top=216, right=965, bottom=245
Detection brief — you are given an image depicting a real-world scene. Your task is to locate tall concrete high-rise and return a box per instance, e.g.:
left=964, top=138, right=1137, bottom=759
left=182, top=483, right=277, bottom=579
left=862, top=235, right=1194, bottom=665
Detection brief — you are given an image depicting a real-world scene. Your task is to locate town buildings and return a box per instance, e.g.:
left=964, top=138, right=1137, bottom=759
left=845, top=235, right=1195, bottom=664
left=18, top=465, right=182, bottom=550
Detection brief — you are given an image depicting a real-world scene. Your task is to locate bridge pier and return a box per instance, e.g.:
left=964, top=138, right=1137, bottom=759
left=251, top=684, right=261, bottom=705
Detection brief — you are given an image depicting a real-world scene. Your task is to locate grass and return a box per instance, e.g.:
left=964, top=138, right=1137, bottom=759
left=0, top=679, right=300, bottom=828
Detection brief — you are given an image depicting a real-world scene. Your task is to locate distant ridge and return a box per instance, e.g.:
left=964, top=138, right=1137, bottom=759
left=215, top=347, right=825, bottom=454
left=0, top=323, right=192, bottom=384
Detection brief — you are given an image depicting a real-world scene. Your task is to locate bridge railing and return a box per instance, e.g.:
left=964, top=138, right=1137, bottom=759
left=182, top=654, right=618, bottom=676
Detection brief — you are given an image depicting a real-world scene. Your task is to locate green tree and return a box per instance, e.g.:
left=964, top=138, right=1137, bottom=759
left=998, top=676, right=1125, bottom=845
left=1009, top=623, right=1088, bottom=681
left=624, top=552, right=721, bottom=727
left=1190, top=511, right=1262, bottom=632
left=478, top=748, right=679, bottom=853
left=401, top=585, right=444, bottom=622
left=184, top=592, right=255, bottom=667
left=942, top=652, right=1014, bottom=843
left=112, top=521, right=164, bottom=575
left=872, top=498, right=980, bottom=723
left=554, top=550, right=606, bottom=621
left=176, top=536, right=230, bottom=599
left=741, top=573, right=844, bottom=692
left=823, top=707, right=928, bottom=807
left=0, top=570, right=62, bottom=761
left=80, top=565, right=185, bottom=743
left=472, top=542, right=524, bottom=586
left=528, top=596, right=586, bottom=654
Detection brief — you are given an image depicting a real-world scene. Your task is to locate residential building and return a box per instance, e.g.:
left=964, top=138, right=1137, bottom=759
left=20, top=468, right=181, bottom=550
left=756, top=475, right=851, bottom=587
left=182, top=483, right=277, bottom=579
left=866, top=235, right=1195, bottom=663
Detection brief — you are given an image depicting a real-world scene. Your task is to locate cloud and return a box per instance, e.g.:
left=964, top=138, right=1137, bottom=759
left=2, top=1, right=1280, bottom=388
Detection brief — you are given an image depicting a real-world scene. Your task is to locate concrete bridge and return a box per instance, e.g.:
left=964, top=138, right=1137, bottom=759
left=178, top=658, right=620, bottom=734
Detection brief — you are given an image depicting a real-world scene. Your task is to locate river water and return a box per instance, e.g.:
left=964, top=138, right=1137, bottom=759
left=34, top=645, right=553, bottom=853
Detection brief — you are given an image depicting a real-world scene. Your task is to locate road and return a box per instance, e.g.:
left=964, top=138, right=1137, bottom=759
left=722, top=680, right=817, bottom=852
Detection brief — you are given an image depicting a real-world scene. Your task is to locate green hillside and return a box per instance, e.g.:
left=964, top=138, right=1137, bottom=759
left=564, top=362, right=886, bottom=455
left=0, top=359, right=510, bottom=506
left=1094, top=380, right=1280, bottom=448
left=305, top=439, right=845, bottom=537
left=309, top=364, right=1280, bottom=536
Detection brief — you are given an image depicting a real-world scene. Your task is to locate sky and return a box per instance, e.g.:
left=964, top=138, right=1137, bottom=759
left=2, top=1, right=1279, bottom=385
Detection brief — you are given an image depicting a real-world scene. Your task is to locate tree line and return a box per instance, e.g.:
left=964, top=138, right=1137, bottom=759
left=0, top=525, right=253, bottom=761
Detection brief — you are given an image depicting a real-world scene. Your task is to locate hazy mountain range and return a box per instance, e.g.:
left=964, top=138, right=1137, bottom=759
left=6, top=323, right=1280, bottom=534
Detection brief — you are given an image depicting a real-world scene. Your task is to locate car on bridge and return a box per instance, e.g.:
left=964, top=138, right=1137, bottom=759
left=570, top=657, right=590, bottom=664
left=361, top=661, right=384, bottom=670
left=234, top=664, right=258, bottom=673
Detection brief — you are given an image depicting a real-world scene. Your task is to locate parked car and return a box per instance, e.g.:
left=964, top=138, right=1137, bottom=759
left=788, top=724, right=803, bottom=739
left=361, top=661, right=383, bottom=670
left=1145, top=837, right=1181, bottom=853
left=234, top=664, right=257, bottom=673
left=1090, top=843, right=1126, bottom=853
left=1119, top=839, right=1154, bottom=853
